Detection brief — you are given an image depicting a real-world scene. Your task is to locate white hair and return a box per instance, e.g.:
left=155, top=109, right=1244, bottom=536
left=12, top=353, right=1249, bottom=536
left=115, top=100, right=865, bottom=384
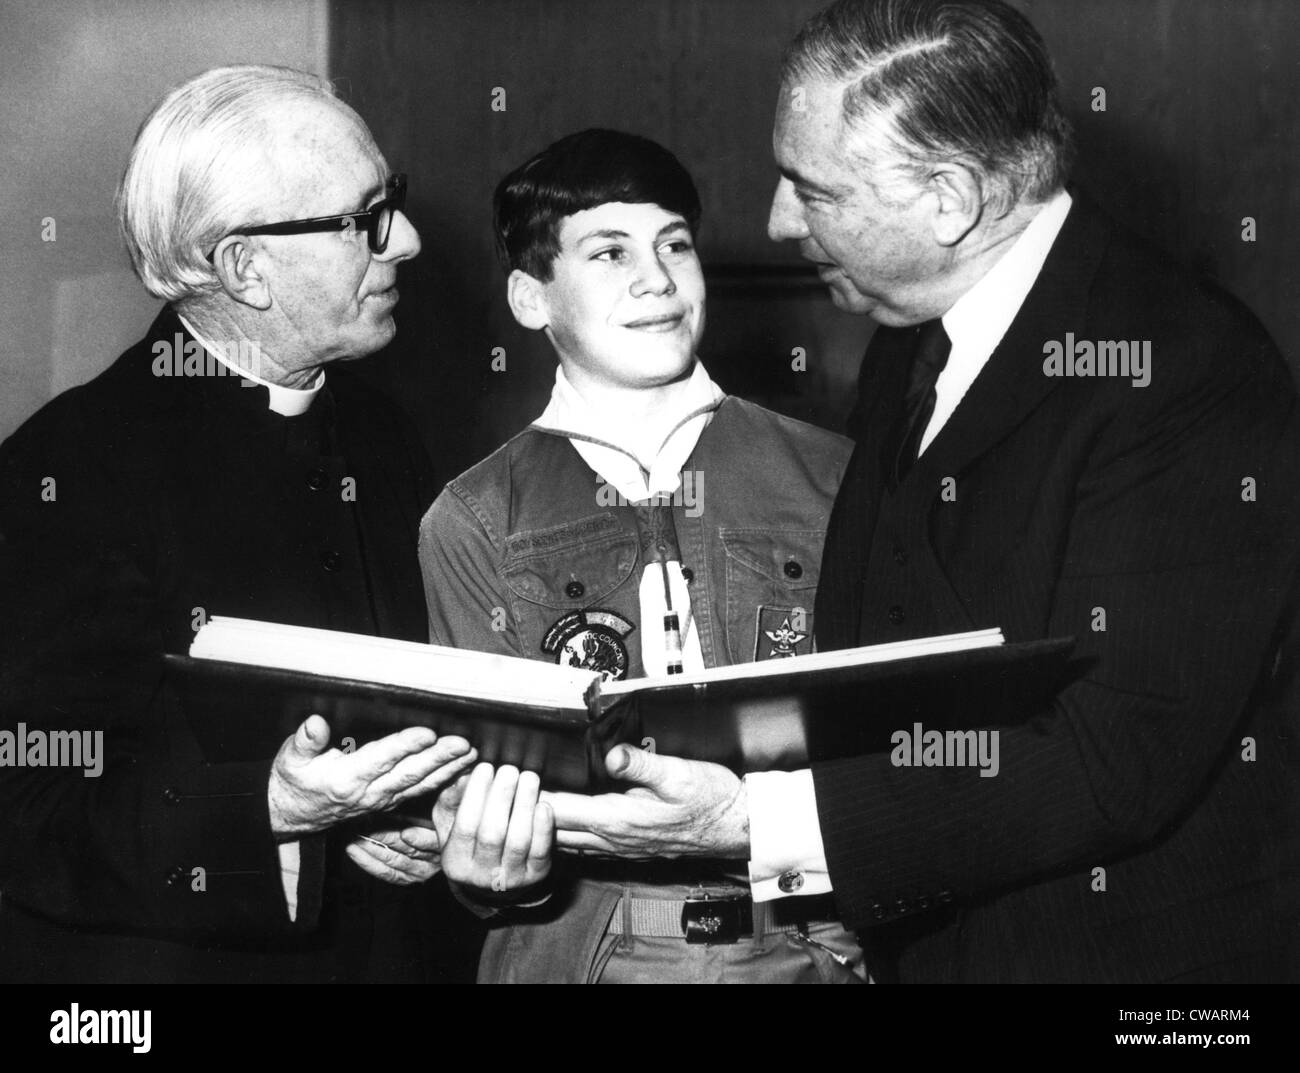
left=116, top=65, right=371, bottom=303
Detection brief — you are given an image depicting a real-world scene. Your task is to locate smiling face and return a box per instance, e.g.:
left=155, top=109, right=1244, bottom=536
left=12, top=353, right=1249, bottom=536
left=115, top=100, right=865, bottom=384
left=514, top=201, right=705, bottom=393
left=244, top=99, right=421, bottom=375
left=767, top=78, right=944, bottom=326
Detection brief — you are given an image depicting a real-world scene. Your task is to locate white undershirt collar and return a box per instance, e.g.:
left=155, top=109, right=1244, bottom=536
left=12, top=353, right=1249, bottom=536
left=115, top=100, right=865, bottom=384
left=532, top=361, right=725, bottom=502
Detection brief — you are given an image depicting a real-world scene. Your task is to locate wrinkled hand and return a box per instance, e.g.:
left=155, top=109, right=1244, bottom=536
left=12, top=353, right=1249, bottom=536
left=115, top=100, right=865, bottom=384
left=268, top=715, right=477, bottom=838
left=543, top=745, right=749, bottom=859
left=433, top=763, right=553, bottom=902
left=345, top=822, right=442, bottom=886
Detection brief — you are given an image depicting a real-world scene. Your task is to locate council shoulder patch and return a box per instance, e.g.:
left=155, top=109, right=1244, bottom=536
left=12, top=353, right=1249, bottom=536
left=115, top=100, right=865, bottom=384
left=754, top=605, right=814, bottom=661
left=542, top=608, right=635, bottom=681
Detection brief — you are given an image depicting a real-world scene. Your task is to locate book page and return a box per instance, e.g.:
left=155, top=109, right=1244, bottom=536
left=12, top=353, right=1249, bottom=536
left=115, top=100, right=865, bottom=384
left=599, top=628, right=1005, bottom=696
left=189, top=617, right=597, bottom=711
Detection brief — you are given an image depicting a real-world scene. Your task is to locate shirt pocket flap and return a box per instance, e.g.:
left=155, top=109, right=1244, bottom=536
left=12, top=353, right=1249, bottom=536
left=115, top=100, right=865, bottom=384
left=719, top=527, right=825, bottom=591
left=502, top=514, right=639, bottom=608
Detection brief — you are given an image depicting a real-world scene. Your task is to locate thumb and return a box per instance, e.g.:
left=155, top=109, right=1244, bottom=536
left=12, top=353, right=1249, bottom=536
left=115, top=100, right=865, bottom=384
left=605, top=743, right=664, bottom=787
left=289, top=714, right=331, bottom=759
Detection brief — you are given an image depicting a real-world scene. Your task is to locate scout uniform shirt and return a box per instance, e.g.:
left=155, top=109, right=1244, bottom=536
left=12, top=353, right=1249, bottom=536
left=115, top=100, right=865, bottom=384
left=419, top=362, right=859, bottom=982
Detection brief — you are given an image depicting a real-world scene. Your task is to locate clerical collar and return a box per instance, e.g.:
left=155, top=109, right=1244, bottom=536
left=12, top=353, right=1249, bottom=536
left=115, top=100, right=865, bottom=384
left=176, top=313, right=324, bottom=417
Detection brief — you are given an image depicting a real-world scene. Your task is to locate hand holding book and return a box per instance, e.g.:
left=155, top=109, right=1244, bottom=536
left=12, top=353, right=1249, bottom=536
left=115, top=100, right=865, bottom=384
left=265, top=713, right=477, bottom=839
left=543, top=744, right=750, bottom=859
left=434, top=763, right=555, bottom=902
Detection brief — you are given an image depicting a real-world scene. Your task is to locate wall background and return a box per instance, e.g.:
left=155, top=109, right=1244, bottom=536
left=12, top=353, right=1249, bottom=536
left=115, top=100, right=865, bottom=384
left=1, top=0, right=1296, bottom=487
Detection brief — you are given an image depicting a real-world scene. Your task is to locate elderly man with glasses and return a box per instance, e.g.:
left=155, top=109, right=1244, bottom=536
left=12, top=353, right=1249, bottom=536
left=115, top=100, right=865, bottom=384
left=0, top=65, right=482, bottom=984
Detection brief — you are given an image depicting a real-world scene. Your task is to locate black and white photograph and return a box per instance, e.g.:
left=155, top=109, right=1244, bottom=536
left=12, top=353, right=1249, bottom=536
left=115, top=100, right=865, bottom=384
left=0, top=0, right=1295, bottom=1048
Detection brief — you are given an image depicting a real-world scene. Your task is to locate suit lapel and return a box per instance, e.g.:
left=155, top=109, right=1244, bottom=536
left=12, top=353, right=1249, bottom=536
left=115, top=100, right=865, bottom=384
left=914, top=195, right=1111, bottom=485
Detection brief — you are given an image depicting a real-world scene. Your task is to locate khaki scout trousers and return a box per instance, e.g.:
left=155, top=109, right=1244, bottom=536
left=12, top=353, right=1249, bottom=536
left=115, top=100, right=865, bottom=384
left=477, top=878, right=868, bottom=984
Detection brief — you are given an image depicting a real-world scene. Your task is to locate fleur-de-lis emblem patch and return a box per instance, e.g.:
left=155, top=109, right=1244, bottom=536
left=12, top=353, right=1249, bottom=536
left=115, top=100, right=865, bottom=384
left=754, top=606, right=814, bottom=661
left=765, top=617, right=806, bottom=656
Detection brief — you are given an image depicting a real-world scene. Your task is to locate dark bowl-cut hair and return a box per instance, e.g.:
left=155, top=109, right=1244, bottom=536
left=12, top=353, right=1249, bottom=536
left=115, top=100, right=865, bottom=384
left=493, top=128, right=702, bottom=281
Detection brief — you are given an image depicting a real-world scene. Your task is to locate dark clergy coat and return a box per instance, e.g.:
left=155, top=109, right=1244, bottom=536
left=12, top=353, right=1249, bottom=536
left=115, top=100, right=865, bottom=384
left=812, top=195, right=1300, bottom=983
left=0, top=308, right=481, bottom=982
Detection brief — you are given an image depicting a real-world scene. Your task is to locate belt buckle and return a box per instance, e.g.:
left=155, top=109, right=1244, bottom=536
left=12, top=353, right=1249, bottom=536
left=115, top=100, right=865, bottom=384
left=681, top=892, right=751, bottom=945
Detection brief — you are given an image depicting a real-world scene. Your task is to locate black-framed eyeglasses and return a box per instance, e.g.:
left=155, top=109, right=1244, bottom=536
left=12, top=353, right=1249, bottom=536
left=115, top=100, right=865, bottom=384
left=207, top=173, right=407, bottom=260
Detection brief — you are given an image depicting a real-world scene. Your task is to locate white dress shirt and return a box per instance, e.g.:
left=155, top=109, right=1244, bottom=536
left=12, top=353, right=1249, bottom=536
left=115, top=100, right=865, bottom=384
left=178, top=313, right=323, bottom=919
left=746, top=189, right=1074, bottom=901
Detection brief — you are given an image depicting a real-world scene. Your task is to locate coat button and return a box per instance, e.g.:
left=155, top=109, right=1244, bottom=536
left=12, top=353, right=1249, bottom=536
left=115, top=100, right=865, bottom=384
left=322, top=550, right=342, bottom=572
left=783, top=560, right=803, bottom=579
left=777, top=869, right=805, bottom=894
left=165, top=865, right=188, bottom=887
left=893, top=546, right=908, bottom=566
left=680, top=567, right=694, bottom=583
left=565, top=580, right=585, bottom=599
left=936, top=889, right=954, bottom=905
left=895, top=898, right=910, bottom=915
left=888, top=604, right=905, bottom=624
left=162, top=787, right=182, bottom=805
left=870, top=902, right=886, bottom=921
left=306, top=468, right=328, bottom=491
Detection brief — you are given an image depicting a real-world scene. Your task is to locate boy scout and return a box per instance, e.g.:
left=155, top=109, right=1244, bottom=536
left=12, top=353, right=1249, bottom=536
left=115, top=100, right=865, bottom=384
left=419, top=129, right=862, bottom=982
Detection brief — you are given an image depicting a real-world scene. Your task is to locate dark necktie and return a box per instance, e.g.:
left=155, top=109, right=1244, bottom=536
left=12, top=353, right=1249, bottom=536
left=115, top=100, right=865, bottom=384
left=892, top=318, right=952, bottom=484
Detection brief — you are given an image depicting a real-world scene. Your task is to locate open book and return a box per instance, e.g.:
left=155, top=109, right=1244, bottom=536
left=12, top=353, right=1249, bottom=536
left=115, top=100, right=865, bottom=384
left=166, top=617, right=1076, bottom=790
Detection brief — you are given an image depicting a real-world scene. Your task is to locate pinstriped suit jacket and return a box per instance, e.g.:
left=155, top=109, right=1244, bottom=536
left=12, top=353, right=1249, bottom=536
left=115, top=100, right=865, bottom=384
left=812, top=194, right=1300, bottom=983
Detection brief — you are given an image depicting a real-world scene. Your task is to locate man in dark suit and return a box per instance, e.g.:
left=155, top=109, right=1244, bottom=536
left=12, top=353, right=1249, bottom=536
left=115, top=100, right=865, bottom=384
left=542, top=0, right=1299, bottom=983
left=0, top=65, right=481, bottom=983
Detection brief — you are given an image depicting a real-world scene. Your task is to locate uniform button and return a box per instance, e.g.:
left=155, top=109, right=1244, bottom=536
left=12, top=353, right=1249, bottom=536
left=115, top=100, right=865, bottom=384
left=783, top=559, right=803, bottom=580
left=893, top=546, right=908, bottom=566
left=306, top=468, right=328, bottom=491
left=322, top=550, right=342, bottom=572
left=888, top=604, right=905, bottom=624
left=895, top=898, right=910, bottom=915
left=917, top=895, right=931, bottom=911
left=871, top=902, right=886, bottom=921
left=565, top=580, right=585, bottom=600
left=936, top=889, right=954, bottom=905
left=162, top=787, right=182, bottom=806
left=777, top=869, right=805, bottom=894
left=680, top=567, right=694, bottom=583
left=165, top=865, right=188, bottom=888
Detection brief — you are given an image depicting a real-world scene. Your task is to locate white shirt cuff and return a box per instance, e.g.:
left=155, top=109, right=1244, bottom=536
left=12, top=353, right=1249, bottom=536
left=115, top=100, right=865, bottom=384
left=745, top=768, right=832, bottom=902
left=278, top=841, right=301, bottom=921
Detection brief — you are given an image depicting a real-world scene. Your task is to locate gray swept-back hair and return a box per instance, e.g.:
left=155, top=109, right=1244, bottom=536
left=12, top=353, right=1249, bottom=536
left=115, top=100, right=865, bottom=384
left=783, top=0, right=1074, bottom=214
left=117, top=65, right=372, bottom=302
